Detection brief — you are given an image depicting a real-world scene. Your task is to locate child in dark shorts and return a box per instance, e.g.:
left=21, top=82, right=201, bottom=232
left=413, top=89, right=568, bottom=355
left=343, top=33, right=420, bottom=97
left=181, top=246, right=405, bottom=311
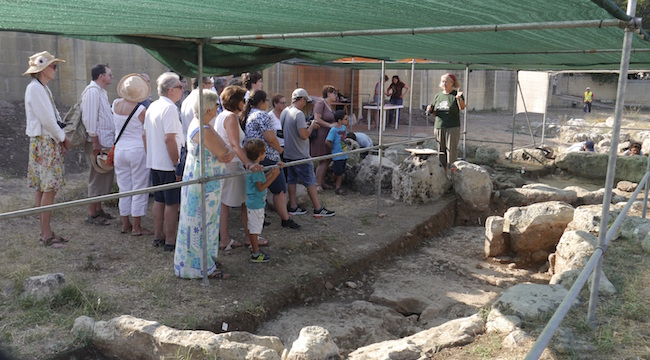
left=325, top=110, right=349, bottom=195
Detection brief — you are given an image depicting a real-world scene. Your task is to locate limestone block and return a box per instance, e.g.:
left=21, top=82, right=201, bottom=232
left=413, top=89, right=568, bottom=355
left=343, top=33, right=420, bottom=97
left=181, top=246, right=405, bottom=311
left=474, top=146, right=500, bottom=165
left=485, top=216, right=508, bottom=257
left=75, top=315, right=283, bottom=360
left=504, top=148, right=551, bottom=165
left=616, top=180, right=637, bottom=192
left=353, top=155, right=397, bottom=196
left=21, top=273, right=65, bottom=301
left=486, top=308, right=521, bottom=334
left=285, top=326, right=340, bottom=360
left=555, top=152, right=647, bottom=182
left=492, top=284, right=569, bottom=320
left=553, top=230, right=598, bottom=274
left=499, top=184, right=577, bottom=207
left=504, top=201, right=575, bottom=262
left=452, top=161, right=492, bottom=210
left=392, top=154, right=449, bottom=204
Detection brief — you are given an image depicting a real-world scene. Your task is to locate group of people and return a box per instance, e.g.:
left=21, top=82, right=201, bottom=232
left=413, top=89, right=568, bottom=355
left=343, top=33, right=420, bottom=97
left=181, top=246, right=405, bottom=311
left=23, top=53, right=347, bottom=279
left=372, top=75, right=410, bottom=127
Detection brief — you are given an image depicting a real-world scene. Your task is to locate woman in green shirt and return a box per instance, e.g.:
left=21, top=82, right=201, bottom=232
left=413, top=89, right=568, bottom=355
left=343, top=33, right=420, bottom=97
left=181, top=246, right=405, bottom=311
left=426, top=73, right=466, bottom=173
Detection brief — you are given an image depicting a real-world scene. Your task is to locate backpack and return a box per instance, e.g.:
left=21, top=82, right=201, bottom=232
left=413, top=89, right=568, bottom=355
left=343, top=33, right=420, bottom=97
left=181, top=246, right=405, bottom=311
left=62, top=86, right=92, bottom=147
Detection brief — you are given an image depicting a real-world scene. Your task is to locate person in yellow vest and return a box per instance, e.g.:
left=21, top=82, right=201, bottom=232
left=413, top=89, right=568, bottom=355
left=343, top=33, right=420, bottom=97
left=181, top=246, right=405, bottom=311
left=583, top=87, right=594, bottom=113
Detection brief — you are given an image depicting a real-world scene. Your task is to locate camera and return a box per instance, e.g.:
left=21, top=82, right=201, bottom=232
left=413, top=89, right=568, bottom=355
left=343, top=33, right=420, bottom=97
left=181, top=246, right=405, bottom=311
left=57, top=120, right=67, bottom=129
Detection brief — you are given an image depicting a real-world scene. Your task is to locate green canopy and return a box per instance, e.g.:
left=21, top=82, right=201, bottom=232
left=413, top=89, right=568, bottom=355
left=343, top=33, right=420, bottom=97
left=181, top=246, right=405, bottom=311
left=2, top=0, right=649, bottom=75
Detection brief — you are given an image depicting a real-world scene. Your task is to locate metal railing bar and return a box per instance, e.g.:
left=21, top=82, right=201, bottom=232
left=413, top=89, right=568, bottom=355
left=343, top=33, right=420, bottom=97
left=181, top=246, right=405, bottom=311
left=0, top=135, right=435, bottom=221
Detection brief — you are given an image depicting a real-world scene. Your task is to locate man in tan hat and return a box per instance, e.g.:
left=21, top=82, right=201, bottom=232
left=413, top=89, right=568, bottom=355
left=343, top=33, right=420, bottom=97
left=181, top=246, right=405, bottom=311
left=81, top=63, right=115, bottom=225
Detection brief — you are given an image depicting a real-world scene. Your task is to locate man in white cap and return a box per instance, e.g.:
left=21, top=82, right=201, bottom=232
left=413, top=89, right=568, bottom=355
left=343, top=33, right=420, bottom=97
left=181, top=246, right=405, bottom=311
left=81, top=63, right=115, bottom=226
left=583, top=86, right=594, bottom=113
left=281, top=88, right=335, bottom=218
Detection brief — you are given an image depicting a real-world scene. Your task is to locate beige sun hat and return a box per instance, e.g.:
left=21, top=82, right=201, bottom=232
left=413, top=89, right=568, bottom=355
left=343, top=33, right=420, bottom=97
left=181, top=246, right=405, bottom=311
left=23, top=51, right=65, bottom=75
left=92, top=150, right=114, bottom=174
left=117, top=73, right=151, bottom=103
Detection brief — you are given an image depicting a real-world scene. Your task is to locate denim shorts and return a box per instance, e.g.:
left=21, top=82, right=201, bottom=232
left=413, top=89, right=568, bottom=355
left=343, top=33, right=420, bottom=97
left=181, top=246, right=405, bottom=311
left=332, top=159, right=347, bottom=176
left=261, top=157, right=287, bottom=194
left=150, top=169, right=181, bottom=205
left=285, top=159, right=317, bottom=187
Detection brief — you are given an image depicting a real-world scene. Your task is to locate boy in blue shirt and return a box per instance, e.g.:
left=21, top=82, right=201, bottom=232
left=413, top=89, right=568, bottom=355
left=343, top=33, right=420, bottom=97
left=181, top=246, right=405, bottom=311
left=326, top=110, right=349, bottom=195
left=244, top=138, right=281, bottom=263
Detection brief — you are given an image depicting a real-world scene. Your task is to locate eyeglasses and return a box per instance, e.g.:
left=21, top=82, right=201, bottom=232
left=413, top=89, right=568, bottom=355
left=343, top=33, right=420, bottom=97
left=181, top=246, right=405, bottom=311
left=279, top=101, right=286, bottom=104
left=173, top=85, right=183, bottom=89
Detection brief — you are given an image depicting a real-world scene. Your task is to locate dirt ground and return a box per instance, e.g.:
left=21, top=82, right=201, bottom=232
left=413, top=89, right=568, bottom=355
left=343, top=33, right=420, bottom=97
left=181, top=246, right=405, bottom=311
left=0, top=101, right=648, bottom=359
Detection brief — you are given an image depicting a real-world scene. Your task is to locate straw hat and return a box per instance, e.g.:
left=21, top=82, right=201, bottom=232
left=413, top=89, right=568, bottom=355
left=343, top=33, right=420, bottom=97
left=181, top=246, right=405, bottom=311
left=117, top=73, right=151, bottom=103
left=92, top=150, right=114, bottom=174
left=23, top=51, right=65, bottom=75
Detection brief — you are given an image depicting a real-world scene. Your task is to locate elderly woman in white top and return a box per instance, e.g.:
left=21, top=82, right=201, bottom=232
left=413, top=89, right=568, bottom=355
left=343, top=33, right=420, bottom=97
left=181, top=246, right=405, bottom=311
left=23, top=51, right=70, bottom=248
left=112, top=74, right=152, bottom=236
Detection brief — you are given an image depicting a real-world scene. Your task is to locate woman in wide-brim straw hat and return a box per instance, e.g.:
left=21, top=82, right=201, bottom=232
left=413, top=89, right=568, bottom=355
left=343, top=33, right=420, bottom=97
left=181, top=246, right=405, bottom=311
left=23, top=50, right=71, bottom=248
left=112, top=73, right=153, bottom=237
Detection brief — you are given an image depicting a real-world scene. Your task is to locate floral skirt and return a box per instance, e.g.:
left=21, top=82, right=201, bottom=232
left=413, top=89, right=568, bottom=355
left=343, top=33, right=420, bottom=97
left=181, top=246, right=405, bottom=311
left=28, top=136, right=65, bottom=192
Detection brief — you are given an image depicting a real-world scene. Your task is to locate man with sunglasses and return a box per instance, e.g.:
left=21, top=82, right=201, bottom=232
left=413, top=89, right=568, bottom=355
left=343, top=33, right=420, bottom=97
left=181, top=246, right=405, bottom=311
left=81, top=63, right=116, bottom=226
left=143, top=72, right=186, bottom=252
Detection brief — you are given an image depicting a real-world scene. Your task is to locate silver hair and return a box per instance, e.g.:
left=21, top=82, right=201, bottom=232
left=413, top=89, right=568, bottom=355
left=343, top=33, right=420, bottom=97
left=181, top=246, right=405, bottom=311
left=193, top=90, right=219, bottom=117
left=157, top=72, right=179, bottom=97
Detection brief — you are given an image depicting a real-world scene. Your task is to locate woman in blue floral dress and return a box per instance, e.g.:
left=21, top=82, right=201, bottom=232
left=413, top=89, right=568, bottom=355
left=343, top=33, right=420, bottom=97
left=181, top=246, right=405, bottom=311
left=174, top=91, right=235, bottom=279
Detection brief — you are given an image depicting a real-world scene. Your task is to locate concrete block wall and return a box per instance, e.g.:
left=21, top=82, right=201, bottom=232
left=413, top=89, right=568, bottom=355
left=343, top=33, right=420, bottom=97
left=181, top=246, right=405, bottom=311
left=2, top=32, right=168, bottom=106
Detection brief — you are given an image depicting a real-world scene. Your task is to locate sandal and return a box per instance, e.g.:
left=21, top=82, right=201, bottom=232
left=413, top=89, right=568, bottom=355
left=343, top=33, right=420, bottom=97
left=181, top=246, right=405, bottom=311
left=39, top=235, right=67, bottom=249
left=219, top=238, right=243, bottom=251
left=335, top=188, right=347, bottom=196
left=51, top=232, right=69, bottom=243
left=132, top=228, right=154, bottom=236
left=121, top=225, right=132, bottom=234
left=97, top=209, right=115, bottom=220
left=152, top=238, right=165, bottom=247
left=208, top=269, right=230, bottom=280
left=86, top=214, right=110, bottom=226
left=316, top=186, right=324, bottom=194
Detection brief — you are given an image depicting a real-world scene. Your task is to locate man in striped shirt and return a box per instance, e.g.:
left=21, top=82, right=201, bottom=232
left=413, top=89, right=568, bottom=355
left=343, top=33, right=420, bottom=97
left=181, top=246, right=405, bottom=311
left=81, top=63, right=116, bottom=226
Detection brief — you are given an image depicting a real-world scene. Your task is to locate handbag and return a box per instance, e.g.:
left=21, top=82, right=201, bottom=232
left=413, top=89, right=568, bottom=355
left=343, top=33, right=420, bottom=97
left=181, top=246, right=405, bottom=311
left=106, top=105, right=139, bottom=166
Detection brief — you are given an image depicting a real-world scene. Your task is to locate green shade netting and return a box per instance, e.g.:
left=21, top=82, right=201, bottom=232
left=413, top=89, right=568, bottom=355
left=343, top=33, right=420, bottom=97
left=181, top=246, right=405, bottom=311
left=2, top=0, right=649, bottom=75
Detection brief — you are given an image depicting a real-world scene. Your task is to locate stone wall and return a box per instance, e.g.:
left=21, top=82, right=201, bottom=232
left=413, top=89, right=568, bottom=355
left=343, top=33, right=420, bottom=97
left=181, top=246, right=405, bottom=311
left=3, top=32, right=168, bottom=105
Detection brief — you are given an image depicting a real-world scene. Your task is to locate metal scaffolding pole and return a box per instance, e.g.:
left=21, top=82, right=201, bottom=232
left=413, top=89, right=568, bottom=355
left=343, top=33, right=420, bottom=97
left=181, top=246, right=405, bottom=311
left=208, top=19, right=629, bottom=43
left=510, top=71, right=518, bottom=163
left=197, top=43, right=209, bottom=286
left=588, top=0, right=638, bottom=326
left=462, top=65, right=469, bottom=160
left=408, top=59, right=415, bottom=140
left=376, top=60, right=386, bottom=215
